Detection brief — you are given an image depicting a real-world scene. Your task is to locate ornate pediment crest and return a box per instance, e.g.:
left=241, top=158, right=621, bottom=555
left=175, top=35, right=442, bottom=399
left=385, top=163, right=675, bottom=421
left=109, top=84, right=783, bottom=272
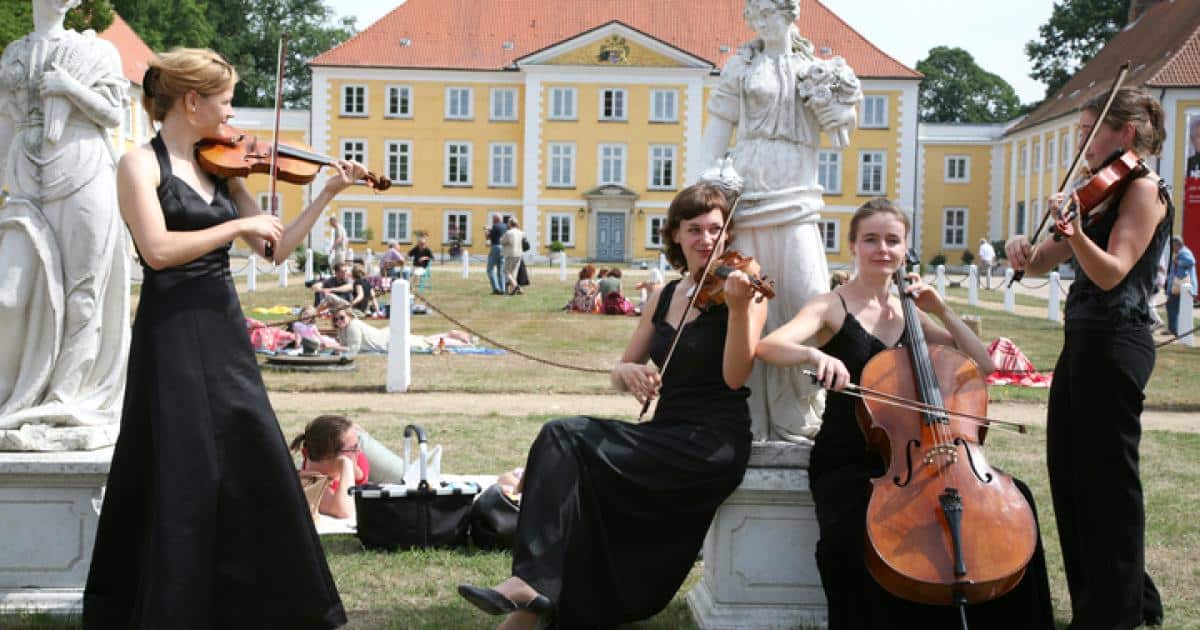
left=598, top=35, right=631, bottom=65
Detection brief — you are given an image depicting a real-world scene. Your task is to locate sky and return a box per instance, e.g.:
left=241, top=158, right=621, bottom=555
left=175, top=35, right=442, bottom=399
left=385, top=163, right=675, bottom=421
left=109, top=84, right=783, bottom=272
left=325, top=0, right=1057, bottom=105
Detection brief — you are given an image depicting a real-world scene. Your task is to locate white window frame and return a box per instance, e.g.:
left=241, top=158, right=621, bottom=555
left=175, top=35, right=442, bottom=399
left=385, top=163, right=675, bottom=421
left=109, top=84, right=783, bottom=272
left=599, top=87, right=627, bottom=121
left=944, top=155, right=970, bottom=183
left=444, top=141, right=473, bottom=186
left=256, top=192, right=282, bottom=214
left=341, top=138, right=367, bottom=164
left=445, top=86, right=473, bottom=120
left=857, top=150, right=886, bottom=195
left=1014, top=201, right=1027, bottom=236
left=818, top=219, right=840, bottom=253
left=650, top=89, right=678, bottom=123
left=548, top=87, right=577, bottom=121
left=385, top=85, right=412, bottom=118
left=1019, top=144, right=1027, bottom=175
left=942, top=207, right=967, bottom=249
left=383, top=208, right=412, bottom=243
left=597, top=143, right=627, bottom=185
left=1046, top=138, right=1055, bottom=172
left=341, top=207, right=366, bottom=242
left=648, top=145, right=677, bottom=190
left=1032, top=140, right=1041, bottom=171
left=384, top=140, right=412, bottom=185
left=817, top=150, right=842, bottom=194
left=340, top=84, right=367, bottom=117
left=547, top=213, right=576, bottom=247
left=861, top=95, right=888, bottom=128
left=443, top=210, right=472, bottom=245
left=490, top=87, right=518, bottom=121
left=489, top=142, right=517, bottom=187
left=547, top=142, right=576, bottom=188
left=1062, top=130, right=1072, bottom=167
left=646, top=214, right=668, bottom=249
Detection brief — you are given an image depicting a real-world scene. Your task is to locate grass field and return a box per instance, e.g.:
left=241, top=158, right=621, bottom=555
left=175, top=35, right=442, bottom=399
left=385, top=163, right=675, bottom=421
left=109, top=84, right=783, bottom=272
left=7, top=263, right=1198, bottom=629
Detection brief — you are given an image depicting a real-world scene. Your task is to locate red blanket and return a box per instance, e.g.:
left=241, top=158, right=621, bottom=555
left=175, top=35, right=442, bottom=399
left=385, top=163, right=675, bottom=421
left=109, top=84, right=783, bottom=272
left=985, top=337, right=1052, bottom=387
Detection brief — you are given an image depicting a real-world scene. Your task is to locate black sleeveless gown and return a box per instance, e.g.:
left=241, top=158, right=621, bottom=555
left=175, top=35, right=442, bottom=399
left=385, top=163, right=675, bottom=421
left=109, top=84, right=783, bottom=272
left=83, top=136, right=346, bottom=629
left=809, top=294, right=1055, bottom=629
left=511, top=280, right=753, bottom=628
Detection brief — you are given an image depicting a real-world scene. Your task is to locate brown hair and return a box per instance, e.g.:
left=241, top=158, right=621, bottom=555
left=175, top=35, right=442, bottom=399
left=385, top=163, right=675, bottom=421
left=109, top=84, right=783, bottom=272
left=848, top=198, right=910, bottom=243
left=141, top=48, right=238, bottom=123
left=662, top=182, right=733, bottom=272
left=289, top=415, right=353, bottom=461
left=596, top=268, right=609, bottom=278
left=608, top=268, right=622, bottom=279
left=351, top=263, right=366, bottom=280
left=578, top=264, right=596, bottom=280
left=1082, top=87, right=1166, bottom=157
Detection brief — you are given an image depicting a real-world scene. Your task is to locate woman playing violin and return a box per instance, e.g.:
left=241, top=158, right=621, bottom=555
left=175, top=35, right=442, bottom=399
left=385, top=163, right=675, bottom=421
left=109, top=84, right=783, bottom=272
left=1006, top=87, right=1168, bottom=629
left=84, top=49, right=361, bottom=628
left=457, top=182, right=767, bottom=629
left=758, top=198, right=1054, bottom=629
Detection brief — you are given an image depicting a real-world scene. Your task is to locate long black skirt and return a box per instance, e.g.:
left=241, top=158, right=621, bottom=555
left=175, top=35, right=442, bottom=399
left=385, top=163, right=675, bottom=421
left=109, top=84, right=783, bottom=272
left=83, top=271, right=346, bottom=629
left=513, top=415, right=751, bottom=629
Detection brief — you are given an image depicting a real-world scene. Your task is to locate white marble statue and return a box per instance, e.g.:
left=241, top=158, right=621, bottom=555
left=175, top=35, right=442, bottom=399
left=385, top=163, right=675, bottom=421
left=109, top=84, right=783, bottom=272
left=0, top=0, right=131, bottom=450
left=700, top=0, right=862, bottom=442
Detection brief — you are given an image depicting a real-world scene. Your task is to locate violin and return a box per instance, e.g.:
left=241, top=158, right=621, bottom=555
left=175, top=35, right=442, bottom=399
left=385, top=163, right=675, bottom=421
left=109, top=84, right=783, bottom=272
left=692, top=249, right=776, bottom=310
left=855, top=251, right=1037, bottom=622
left=1052, top=149, right=1147, bottom=240
left=195, top=125, right=392, bottom=191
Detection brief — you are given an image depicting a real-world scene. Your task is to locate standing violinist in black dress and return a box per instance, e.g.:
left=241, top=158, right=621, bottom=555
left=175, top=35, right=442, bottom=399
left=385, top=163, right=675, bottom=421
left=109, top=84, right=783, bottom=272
left=1007, top=87, right=1169, bottom=629
left=457, top=182, right=768, bottom=629
left=757, top=199, right=1054, bottom=629
left=84, top=48, right=368, bottom=629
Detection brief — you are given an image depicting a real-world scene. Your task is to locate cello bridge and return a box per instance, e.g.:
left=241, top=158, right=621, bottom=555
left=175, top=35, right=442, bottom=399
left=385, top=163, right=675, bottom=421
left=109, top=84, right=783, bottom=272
left=923, top=443, right=958, bottom=465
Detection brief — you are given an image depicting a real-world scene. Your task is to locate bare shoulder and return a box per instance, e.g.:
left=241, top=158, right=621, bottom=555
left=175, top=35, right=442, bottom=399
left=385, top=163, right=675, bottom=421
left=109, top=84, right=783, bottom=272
left=1121, top=174, right=1167, bottom=219
left=118, top=145, right=160, bottom=187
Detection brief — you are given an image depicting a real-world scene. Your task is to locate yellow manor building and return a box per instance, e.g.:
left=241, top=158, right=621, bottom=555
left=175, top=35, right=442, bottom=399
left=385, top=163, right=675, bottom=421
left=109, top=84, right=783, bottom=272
left=305, top=0, right=921, bottom=265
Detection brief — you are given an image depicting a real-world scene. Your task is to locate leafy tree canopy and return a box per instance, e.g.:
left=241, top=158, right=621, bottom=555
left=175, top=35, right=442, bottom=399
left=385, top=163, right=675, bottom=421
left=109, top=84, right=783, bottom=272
left=0, top=0, right=114, bottom=50
left=1025, top=0, right=1130, bottom=99
left=916, top=46, right=1023, bottom=123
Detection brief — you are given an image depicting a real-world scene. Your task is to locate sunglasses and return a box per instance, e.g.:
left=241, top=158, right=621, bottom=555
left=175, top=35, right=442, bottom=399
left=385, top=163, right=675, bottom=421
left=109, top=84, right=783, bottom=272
left=338, top=441, right=361, bottom=454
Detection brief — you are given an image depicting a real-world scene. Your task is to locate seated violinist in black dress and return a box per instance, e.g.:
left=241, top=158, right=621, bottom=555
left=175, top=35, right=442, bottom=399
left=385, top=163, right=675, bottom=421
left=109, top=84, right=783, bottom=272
left=756, top=199, right=1055, bottom=629
left=457, top=182, right=768, bottom=629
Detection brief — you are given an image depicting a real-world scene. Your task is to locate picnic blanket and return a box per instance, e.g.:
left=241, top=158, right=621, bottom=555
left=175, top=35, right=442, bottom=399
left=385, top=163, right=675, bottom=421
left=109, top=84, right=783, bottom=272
left=245, top=317, right=296, bottom=352
left=985, top=337, right=1052, bottom=387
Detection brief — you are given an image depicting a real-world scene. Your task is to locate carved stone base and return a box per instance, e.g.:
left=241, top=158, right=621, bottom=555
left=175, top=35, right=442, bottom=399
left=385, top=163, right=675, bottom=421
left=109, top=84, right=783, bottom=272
left=0, top=424, right=118, bottom=452
left=0, top=448, right=111, bottom=614
left=687, top=441, right=827, bottom=629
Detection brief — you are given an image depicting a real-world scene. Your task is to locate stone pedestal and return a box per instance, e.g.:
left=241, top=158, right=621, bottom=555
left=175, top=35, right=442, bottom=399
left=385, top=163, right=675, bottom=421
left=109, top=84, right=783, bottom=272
left=0, top=448, right=111, bottom=614
left=688, top=440, right=826, bottom=629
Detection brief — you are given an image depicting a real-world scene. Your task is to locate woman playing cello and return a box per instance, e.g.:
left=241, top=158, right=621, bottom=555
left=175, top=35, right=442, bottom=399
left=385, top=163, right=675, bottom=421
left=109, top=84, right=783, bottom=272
left=758, top=198, right=1054, bottom=629
left=1006, top=87, right=1168, bottom=629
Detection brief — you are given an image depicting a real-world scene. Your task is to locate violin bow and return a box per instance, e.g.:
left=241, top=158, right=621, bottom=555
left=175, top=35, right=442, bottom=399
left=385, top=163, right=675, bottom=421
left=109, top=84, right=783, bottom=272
left=637, top=179, right=742, bottom=421
left=264, top=32, right=291, bottom=261
left=1010, top=60, right=1131, bottom=286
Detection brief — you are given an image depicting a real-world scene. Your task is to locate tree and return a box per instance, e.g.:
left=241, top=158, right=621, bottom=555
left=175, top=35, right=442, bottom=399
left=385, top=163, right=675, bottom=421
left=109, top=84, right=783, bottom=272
left=110, top=0, right=213, bottom=50
left=916, top=46, right=1023, bottom=123
left=1, top=0, right=114, bottom=50
left=205, top=0, right=355, bottom=108
left=1025, top=0, right=1130, bottom=99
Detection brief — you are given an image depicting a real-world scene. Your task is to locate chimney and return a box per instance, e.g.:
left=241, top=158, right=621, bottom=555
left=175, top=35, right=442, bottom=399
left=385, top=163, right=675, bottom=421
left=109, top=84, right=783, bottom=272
left=1127, top=0, right=1165, bottom=25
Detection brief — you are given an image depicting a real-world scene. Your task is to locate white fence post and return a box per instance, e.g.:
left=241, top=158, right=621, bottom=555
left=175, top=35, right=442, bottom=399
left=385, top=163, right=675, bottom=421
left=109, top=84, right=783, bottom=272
left=1048, top=271, right=1061, bottom=322
left=1182, top=283, right=1195, bottom=347
left=365, top=248, right=375, bottom=275
left=387, top=279, right=412, bottom=392
left=967, top=265, right=978, bottom=306
left=935, top=265, right=946, bottom=298
left=277, top=260, right=288, bottom=288
left=246, top=254, right=257, bottom=292
left=461, top=249, right=470, bottom=279
left=304, top=247, right=314, bottom=282
left=559, top=253, right=567, bottom=282
left=1003, top=268, right=1015, bottom=313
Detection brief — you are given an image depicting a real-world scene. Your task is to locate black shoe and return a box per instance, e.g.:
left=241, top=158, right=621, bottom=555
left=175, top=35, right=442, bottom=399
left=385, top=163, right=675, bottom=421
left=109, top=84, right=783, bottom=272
left=457, top=584, right=553, bottom=616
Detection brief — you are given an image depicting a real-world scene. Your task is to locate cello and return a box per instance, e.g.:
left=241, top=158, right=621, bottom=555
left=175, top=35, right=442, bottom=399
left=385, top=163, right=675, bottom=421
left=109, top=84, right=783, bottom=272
left=856, top=250, right=1037, bottom=628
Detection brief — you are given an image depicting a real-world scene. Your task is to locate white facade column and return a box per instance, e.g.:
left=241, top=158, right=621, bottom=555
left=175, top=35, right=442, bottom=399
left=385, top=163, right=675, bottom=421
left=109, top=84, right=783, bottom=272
left=521, top=74, right=544, bottom=251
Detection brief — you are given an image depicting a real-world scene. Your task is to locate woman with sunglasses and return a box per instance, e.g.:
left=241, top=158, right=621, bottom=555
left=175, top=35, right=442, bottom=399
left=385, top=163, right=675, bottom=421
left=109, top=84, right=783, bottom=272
left=292, top=415, right=415, bottom=519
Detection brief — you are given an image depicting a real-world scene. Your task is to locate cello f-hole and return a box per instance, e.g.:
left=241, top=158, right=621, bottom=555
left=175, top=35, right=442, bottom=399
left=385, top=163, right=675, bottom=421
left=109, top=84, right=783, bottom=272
left=954, top=438, right=994, bottom=484
left=894, top=439, right=920, bottom=487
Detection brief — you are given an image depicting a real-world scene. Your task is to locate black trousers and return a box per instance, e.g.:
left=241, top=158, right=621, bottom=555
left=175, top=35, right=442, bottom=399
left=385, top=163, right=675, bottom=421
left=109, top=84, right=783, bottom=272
left=1047, top=327, right=1163, bottom=629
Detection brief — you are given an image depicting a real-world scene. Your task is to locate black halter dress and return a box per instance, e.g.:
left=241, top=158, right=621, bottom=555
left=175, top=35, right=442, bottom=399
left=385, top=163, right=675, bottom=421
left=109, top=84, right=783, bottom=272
left=83, top=135, right=346, bottom=629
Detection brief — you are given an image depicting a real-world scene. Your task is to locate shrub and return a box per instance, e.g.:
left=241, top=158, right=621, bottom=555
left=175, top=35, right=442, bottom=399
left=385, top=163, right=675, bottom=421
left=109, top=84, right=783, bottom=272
left=992, top=240, right=1008, bottom=260
left=960, top=250, right=975, bottom=266
left=548, top=240, right=566, bottom=253
left=929, top=253, right=947, bottom=268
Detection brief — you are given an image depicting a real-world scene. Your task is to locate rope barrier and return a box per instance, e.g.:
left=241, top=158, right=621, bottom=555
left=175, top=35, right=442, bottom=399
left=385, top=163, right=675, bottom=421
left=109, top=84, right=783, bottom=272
left=410, top=289, right=611, bottom=374
left=1156, top=324, right=1200, bottom=348
left=1017, top=278, right=1050, bottom=289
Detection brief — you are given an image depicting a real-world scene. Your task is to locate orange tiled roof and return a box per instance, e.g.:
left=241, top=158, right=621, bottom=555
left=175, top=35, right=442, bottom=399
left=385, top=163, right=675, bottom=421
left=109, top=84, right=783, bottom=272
left=98, top=13, right=156, bottom=86
left=312, top=0, right=920, bottom=80
left=1010, top=0, right=1200, bottom=135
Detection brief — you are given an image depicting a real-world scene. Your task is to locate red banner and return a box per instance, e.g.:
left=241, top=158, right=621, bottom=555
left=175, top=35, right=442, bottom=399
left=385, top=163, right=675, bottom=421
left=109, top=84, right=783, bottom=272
left=1185, top=176, right=1200, bottom=255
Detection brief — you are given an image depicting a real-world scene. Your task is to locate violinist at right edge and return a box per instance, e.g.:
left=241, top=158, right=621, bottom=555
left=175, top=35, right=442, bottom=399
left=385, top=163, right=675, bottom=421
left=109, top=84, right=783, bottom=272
left=1007, top=87, right=1168, bottom=630
left=757, top=198, right=1055, bottom=629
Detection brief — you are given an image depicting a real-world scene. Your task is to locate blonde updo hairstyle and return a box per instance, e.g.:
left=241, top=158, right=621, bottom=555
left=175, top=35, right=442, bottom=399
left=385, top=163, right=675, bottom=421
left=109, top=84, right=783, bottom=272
left=141, top=48, right=238, bottom=123
left=1082, top=87, right=1166, bottom=157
